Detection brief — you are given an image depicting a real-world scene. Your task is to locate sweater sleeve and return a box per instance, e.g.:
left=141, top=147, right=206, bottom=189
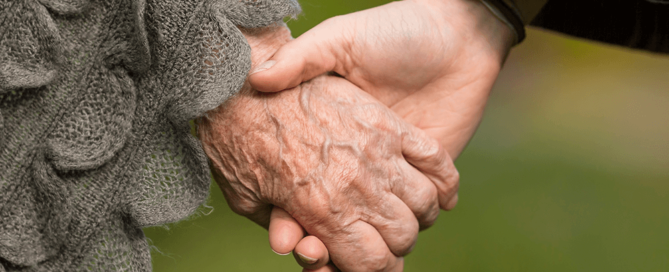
left=0, top=0, right=300, bottom=271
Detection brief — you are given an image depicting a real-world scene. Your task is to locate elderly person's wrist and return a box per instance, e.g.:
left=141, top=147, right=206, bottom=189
left=200, top=19, right=459, bottom=271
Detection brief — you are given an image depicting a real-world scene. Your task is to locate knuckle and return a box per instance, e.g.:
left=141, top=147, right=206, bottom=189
left=435, top=168, right=460, bottom=211
left=435, top=165, right=459, bottom=196
left=360, top=253, right=390, bottom=272
left=419, top=207, right=440, bottom=230
left=439, top=182, right=460, bottom=211
left=447, top=193, right=459, bottom=211
left=419, top=183, right=439, bottom=208
left=451, top=168, right=461, bottom=183
left=422, top=137, right=443, bottom=159
left=418, top=203, right=440, bottom=229
left=398, top=224, right=420, bottom=255
left=412, top=185, right=440, bottom=224
left=405, top=128, right=442, bottom=159
left=291, top=191, right=341, bottom=231
left=428, top=148, right=450, bottom=176
left=383, top=219, right=419, bottom=257
left=447, top=169, right=460, bottom=191
left=393, top=240, right=418, bottom=257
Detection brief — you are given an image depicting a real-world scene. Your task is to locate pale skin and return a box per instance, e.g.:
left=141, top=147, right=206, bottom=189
left=198, top=25, right=459, bottom=272
left=247, top=0, right=515, bottom=271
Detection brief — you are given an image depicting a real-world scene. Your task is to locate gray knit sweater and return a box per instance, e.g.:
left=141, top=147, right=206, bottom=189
left=0, top=0, right=300, bottom=270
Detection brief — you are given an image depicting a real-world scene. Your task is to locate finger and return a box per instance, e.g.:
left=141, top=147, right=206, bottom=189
left=401, top=125, right=460, bottom=210
left=320, top=220, right=403, bottom=272
left=248, top=17, right=348, bottom=92
left=365, top=195, right=420, bottom=257
left=392, top=159, right=441, bottom=230
left=303, top=263, right=338, bottom=272
left=268, top=207, right=305, bottom=255
left=446, top=193, right=459, bottom=210
left=293, top=235, right=330, bottom=270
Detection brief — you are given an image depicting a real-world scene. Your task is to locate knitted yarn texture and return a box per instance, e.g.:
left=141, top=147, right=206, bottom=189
left=0, top=0, right=300, bottom=271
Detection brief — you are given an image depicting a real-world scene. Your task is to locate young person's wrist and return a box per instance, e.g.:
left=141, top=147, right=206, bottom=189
left=414, top=0, right=514, bottom=63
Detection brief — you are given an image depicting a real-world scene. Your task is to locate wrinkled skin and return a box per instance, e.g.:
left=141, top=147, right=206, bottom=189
left=249, top=0, right=515, bottom=270
left=250, top=0, right=514, bottom=159
left=198, top=24, right=459, bottom=272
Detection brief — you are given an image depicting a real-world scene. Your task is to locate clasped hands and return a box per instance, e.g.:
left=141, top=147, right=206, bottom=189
left=199, top=0, right=513, bottom=271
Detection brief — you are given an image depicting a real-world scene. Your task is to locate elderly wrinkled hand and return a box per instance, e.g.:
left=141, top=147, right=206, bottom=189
left=249, top=0, right=514, bottom=160
left=197, top=24, right=458, bottom=271
left=246, top=0, right=515, bottom=270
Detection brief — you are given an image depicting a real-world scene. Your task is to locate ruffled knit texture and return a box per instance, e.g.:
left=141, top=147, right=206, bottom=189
left=0, top=0, right=300, bottom=270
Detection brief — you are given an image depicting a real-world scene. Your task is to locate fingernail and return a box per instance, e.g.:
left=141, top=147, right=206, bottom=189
left=272, top=248, right=290, bottom=256
left=250, top=60, right=276, bottom=75
left=297, top=253, right=318, bottom=264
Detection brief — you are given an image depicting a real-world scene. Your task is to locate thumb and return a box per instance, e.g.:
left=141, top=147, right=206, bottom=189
left=268, top=207, right=305, bottom=255
left=249, top=18, right=349, bottom=92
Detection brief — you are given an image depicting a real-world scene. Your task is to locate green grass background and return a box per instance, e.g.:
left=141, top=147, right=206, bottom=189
left=145, top=1, right=669, bottom=271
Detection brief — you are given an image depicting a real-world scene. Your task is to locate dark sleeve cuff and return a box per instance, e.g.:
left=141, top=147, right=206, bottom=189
left=480, top=0, right=527, bottom=45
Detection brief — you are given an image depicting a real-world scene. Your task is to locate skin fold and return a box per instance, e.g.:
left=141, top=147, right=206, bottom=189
left=197, top=25, right=459, bottom=272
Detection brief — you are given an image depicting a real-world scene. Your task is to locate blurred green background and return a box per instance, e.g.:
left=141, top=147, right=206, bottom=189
left=145, top=1, right=669, bottom=271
